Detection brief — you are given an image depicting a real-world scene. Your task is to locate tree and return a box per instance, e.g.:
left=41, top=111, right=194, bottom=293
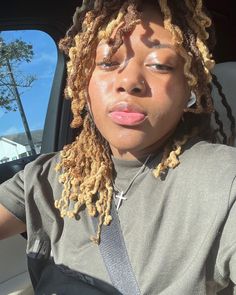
left=0, top=34, right=37, bottom=155
left=0, top=36, right=36, bottom=111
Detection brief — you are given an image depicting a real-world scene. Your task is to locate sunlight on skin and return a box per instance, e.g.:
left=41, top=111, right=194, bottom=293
left=88, top=6, right=190, bottom=160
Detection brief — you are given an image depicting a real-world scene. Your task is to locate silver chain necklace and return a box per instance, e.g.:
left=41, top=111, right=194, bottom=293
left=113, top=154, right=152, bottom=211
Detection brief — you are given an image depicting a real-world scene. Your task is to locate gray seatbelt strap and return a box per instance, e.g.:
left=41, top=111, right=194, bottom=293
left=92, top=202, right=141, bottom=295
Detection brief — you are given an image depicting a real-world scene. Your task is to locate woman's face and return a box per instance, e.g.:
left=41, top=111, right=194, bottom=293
left=88, top=5, right=190, bottom=160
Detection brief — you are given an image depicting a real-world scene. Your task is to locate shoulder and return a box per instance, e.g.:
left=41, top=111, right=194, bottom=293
left=12, top=152, right=60, bottom=186
left=169, top=140, right=236, bottom=212
left=27, top=151, right=60, bottom=166
left=181, top=140, right=236, bottom=173
left=23, top=152, right=60, bottom=176
left=175, top=140, right=236, bottom=191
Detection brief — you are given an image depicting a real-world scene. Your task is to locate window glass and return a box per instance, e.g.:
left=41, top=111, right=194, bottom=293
left=0, top=30, right=57, bottom=164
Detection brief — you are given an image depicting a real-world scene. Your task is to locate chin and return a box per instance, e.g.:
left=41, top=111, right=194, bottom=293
left=108, top=137, right=149, bottom=153
left=100, top=127, right=161, bottom=156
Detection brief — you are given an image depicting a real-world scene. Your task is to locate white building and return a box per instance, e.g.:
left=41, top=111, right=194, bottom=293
left=0, top=130, right=42, bottom=164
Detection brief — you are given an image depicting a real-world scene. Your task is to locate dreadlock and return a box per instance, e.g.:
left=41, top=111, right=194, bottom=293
left=55, top=0, right=235, bottom=243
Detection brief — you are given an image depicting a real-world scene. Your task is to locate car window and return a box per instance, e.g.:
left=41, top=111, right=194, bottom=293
left=0, top=30, right=57, bottom=164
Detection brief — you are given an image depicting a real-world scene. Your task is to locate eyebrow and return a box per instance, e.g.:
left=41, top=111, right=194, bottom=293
left=98, top=40, right=175, bottom=49
left=148, top=42, right=175, bottom=50
left=97, top=40, right=176, bottom=51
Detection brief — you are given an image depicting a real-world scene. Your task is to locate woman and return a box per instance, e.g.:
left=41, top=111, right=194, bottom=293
left=0, top=0, right=235, bottom=294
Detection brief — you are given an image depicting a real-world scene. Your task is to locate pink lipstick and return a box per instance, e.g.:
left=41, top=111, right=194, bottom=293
left=109, top=111, right=146, bottom=126
left=108, top=102, right=146, bottom=126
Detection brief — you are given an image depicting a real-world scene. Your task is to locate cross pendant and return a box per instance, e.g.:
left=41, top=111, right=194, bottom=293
left=115, top=191, right=127, bottom=211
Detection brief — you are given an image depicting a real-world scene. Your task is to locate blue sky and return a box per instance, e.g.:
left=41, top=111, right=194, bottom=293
left=0, top=30, right=57, bottom=136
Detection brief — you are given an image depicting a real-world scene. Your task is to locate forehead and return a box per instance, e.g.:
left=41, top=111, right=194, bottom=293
left=99, top=4, right=174, bottom=50
left=131, top=5, right=173, bottom=46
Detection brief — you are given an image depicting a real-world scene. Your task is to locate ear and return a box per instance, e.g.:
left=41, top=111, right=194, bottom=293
left=86, top=101, right=92, bottom=114
left=86, top=101, right=95, bottom=121
left=187, top=91, right=197, bottom=108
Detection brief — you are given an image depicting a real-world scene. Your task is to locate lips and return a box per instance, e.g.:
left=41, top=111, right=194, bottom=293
left=108, top=102, right=147, bottom=126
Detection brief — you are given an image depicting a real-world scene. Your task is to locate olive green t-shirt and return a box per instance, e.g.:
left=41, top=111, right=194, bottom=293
left=0, top=140, right=236, bottom=294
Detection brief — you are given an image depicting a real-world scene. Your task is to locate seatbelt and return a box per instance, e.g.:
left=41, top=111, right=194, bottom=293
left=92, top=202, right=141, bottom=295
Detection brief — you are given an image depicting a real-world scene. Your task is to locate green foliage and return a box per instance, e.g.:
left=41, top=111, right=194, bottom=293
left=0, top=36, right=34, bottom=62
left=0, top=35, right=36, bottom=112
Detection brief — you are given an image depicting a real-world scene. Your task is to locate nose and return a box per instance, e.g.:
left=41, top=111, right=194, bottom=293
left=115, top=61, right=147, bottom=96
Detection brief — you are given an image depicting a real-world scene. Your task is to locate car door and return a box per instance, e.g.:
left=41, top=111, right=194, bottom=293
left=0, top=1, right=79, bottom=293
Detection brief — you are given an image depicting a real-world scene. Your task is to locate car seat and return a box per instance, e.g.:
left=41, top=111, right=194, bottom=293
left=211, top=61, right=236, bottom=295
left=211, top=61, right=236, bottom=146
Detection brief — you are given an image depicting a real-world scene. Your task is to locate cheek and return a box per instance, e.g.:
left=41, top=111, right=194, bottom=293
left=89, top=67, right=119, bottom=92
left=147, top=75, right=189, bottom=125
left=88, top=75, right=105, bottom=102
left=88, top=73, right=114, bottom=130
left=88, top=73, right=113, bottom=108
left=164, top=74, right=189, bottom=107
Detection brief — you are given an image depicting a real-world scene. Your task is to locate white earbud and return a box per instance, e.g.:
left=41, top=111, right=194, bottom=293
left=187, top=91, right=196, bottom=108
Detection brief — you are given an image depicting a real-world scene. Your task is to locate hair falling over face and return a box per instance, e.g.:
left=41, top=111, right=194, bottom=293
left=55, top=0, right=235, bottom=243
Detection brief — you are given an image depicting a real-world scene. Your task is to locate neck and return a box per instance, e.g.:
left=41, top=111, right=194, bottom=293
left=112, top=151, right=152, bottom=161
left=110, top=133, right=171, bottom=161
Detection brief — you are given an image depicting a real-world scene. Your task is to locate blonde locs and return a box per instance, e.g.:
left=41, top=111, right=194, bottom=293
left=56, top=0, right=142, bottom=243
left=153, top=0, right=234, bottom=177
left=159, top=0, right=235, bottom=146
left=56, top=0, right=235, bottom=240
left=55, top=115, right=113, bottom=243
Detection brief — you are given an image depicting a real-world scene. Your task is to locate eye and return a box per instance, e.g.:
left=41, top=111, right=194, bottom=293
left=96, top=61, right=120, bottom=71
left=146, top=63, right=173, bottom=73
